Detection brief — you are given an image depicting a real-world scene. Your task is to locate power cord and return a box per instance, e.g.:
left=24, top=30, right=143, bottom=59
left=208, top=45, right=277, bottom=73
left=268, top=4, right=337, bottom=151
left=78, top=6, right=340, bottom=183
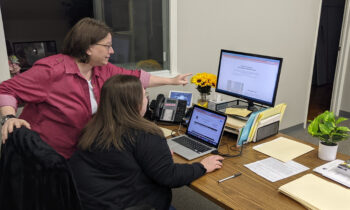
left=211, top=141, right=244, bottom=159
left=171, top=122, right=184, bottom=137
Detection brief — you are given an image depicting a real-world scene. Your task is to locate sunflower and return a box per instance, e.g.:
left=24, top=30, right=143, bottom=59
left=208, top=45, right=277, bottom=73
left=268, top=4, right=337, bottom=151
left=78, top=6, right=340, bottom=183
left=191, top=73, right=217, bottom=93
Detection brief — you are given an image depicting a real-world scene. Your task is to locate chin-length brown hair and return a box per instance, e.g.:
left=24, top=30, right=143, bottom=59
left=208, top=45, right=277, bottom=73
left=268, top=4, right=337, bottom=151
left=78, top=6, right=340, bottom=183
left=62, top=17, right=112, bottom=63
left=78, top=75, right=164, bottom=151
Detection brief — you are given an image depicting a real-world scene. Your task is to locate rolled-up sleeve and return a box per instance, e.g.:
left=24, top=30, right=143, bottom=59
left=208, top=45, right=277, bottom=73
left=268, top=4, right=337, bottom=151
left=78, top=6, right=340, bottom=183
left=0, top=94, right=18, bottom=109
left=139, top=70, right=151, bottom=88
left=107, top=64, right=151, bottom=88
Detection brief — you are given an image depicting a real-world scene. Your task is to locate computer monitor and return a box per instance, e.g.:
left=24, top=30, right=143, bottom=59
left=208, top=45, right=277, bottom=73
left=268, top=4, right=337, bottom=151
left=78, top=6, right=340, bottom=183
left=216, top=49, right=283, bottom=111
left=169, top=90, right=193, bottom=108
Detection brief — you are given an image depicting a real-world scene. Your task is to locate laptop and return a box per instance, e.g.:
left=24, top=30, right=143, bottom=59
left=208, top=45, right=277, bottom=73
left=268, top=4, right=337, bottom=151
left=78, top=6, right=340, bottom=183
left=167, top=105, right=227, bottom=160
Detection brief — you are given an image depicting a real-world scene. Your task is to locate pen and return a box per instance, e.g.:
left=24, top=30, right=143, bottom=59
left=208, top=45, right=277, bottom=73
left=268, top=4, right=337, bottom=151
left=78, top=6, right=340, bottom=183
left=218, top=172, right=242, bottom=183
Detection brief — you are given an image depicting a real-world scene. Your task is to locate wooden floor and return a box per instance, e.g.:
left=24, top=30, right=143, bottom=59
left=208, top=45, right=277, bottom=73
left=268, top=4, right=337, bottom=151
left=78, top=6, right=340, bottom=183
left=307, top=84, right=333, bottom=121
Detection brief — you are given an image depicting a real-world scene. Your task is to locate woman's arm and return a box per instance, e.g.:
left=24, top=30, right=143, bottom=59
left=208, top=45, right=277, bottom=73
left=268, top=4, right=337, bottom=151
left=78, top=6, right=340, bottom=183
left=148, top=73, right=192, bottom=87
left=1, top=106, right=30, bottom=142
left=109, top=63, right=192, bottom=88
left=0, top=63, right=51, bottom=142
left=134, top=133, right=223, bottom=188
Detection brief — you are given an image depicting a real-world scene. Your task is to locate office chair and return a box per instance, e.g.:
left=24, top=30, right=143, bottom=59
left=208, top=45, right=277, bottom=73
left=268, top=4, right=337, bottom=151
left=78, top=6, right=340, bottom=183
left=0, top=127, right=81, bottom=210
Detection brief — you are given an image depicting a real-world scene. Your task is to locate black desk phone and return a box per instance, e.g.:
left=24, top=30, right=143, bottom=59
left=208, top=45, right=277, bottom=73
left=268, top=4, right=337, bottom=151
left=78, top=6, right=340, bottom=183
left=148, top=94, right=187, bottom=123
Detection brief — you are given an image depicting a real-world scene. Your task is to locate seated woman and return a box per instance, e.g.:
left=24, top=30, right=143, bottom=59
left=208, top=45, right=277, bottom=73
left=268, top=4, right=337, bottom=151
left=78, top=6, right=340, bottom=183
left=69, top=75, right=224, bottom=210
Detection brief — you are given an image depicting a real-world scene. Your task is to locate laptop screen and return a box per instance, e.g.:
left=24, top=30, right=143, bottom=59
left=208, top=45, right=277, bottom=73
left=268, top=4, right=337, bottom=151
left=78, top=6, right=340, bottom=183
left=186, top=106, right=227, bottom=147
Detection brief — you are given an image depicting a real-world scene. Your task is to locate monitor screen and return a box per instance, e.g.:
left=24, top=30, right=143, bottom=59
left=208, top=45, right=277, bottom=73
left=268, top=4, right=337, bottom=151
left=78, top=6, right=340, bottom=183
left=169, top=90, right=193, bottom=108
left=216, top=49, right=282, bottom=110
left=13, top=41, right=57, bottom=71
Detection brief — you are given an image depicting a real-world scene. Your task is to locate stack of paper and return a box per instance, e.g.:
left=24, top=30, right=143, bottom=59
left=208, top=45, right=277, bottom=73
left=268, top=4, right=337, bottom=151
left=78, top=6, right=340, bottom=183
left=248, top=103, right=287, bottom=142
left=237, top=103, right=287, bottom=146
left=237, top=109, right=265, bottom=146
left=279, top=174, right=350, bottom=210
left=225, top=107, right=252, bottom=117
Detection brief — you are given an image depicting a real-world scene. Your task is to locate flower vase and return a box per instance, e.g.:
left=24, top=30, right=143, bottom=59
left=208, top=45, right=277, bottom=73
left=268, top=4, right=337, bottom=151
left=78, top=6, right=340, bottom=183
left=197, top=92, right=209, bottom=108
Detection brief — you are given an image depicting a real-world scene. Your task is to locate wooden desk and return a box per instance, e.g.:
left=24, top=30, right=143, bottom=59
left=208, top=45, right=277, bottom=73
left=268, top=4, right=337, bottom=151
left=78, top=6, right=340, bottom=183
left=165, top=128, right=350, bottom=210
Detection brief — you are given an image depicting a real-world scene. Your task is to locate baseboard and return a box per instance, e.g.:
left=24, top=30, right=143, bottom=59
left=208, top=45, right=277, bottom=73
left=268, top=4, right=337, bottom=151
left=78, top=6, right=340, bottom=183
left=280, top=123, right=304, bottom=134
left=339, top=110, right=350, bottom=118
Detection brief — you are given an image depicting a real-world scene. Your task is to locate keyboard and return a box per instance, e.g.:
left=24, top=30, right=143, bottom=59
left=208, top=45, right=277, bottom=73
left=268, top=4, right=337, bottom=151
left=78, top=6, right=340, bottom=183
left=173, top=136, right=211, bottom=153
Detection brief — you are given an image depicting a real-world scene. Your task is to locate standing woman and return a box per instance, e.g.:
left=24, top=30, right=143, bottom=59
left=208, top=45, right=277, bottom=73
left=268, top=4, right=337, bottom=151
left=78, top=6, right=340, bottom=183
left=69, top=75, right=224, bottom=210
left=0, top=18, right=190, bottom=159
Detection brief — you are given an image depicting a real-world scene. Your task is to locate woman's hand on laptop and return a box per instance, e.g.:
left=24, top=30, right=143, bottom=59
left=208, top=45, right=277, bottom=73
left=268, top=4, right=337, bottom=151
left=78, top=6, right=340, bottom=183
left=200, top=155, right=224, bottom=173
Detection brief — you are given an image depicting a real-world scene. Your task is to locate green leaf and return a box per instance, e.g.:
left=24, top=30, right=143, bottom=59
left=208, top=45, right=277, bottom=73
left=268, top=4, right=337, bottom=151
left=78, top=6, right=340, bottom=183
left=336, top=117, right=348, bottom=125
left=319, top=124, right=331, bottom=135
left=308, top=110, right=350, bottom=144
left=324, top=121, right=335, bottom=131
left=328, top=112, right=335, bottom=122
left=320, top=134, right=330, bottom=141
left=322, top=111, right=330, bottom=121
left=337, top=126, right=350, bottom=132
left=308, top=119, right=319, bottom=135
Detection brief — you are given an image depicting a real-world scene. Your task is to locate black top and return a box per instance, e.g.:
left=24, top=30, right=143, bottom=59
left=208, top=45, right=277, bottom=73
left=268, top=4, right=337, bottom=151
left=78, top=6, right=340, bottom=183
left=69, top=131, right=206, bottom=210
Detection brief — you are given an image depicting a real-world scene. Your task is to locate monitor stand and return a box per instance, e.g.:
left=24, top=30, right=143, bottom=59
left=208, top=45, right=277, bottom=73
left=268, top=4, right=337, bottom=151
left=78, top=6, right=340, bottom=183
left=247, top=101, right=258, bottom=112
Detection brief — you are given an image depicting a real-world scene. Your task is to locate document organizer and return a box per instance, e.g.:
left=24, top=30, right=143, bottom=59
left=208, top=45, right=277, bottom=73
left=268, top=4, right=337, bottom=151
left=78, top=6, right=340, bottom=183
left=255, top=121, right=279, bottom=142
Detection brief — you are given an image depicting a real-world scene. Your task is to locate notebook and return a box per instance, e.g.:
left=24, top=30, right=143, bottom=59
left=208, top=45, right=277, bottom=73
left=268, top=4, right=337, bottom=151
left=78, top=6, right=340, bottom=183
left=167, top=105, right=227, bottom=160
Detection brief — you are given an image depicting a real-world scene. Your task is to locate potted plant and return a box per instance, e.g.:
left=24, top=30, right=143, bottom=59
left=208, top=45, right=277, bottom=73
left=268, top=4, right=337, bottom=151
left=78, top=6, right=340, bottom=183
left=308, top=111, right=350, bottom=161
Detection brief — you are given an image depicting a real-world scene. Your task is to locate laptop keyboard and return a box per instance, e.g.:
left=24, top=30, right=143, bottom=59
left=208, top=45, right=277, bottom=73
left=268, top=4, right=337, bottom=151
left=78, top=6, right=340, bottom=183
left=173, top=136, right=211, bottom=153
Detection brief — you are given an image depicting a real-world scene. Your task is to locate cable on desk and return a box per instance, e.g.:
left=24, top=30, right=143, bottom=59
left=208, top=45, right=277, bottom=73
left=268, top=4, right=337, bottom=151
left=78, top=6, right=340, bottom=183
left=211, top=146, right=242, bottom=159
left=211, top=136, right=244, bottom=159
left=170, top=122, right=184, bottom=137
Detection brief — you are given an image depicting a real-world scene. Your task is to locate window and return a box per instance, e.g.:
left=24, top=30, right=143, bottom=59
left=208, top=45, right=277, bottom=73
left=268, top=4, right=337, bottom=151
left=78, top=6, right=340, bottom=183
left=94, top=0, right=170, bottom=72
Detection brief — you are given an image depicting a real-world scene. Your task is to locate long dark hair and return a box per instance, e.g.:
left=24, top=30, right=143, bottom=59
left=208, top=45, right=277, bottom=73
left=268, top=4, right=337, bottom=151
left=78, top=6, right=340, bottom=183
left=62, top=17, right=112, bottom=63
left=78, top=75, right=164, bottom=151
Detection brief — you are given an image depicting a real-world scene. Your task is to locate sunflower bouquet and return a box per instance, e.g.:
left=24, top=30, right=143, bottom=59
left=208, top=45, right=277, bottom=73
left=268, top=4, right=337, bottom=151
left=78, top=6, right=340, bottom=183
left=191, top=73, right=217, bottom=94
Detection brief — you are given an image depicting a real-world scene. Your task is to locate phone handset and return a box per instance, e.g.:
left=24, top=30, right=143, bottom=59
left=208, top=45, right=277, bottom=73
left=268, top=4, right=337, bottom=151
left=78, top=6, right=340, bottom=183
left=148, top=94, right=187, bottom=123
left=152, top=94, right=165, bottom=120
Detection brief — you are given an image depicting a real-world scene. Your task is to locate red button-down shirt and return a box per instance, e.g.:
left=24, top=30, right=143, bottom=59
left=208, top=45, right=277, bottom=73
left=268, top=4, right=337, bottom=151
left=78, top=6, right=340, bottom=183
left=0, top=54, right=150, bottom=158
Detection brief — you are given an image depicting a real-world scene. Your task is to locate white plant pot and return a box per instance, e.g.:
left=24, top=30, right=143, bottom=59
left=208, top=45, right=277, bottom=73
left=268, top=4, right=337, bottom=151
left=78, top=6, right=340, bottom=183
left=318, top=141, right=338, bottom=161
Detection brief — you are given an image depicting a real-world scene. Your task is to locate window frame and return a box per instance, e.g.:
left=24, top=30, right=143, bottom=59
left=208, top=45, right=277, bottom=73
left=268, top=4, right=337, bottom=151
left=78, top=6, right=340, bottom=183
left=93, top=0, right=177, bottom=77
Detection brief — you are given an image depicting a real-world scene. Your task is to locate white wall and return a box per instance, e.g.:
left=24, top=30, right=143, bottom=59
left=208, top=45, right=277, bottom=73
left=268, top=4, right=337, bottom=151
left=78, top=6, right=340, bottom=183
left=150, top=0, right=322, bottom=129
left=341, top=55, right=350, bottom=112
left=0, top=0, right=324, bottom=130
left=0, top=10, right=10, bottom=83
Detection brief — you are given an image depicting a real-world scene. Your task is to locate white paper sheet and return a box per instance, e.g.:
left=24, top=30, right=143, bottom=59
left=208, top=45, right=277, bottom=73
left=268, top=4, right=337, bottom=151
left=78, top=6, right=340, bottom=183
left=244, top=157, right=309, bottom=182
left=159, top=127, right=173, bottom=137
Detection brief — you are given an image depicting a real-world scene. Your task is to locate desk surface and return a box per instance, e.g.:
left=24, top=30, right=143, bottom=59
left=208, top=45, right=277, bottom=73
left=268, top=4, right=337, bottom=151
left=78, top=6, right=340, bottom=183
left=164, top=126, right=350, bottom=210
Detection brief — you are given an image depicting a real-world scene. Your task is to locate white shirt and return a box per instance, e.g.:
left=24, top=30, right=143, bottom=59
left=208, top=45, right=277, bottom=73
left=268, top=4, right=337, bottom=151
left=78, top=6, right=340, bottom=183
left=87, top=80, right=98, bottom=114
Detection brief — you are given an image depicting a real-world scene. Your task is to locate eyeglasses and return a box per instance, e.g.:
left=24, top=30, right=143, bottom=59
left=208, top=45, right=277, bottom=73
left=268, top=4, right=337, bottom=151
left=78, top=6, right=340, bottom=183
left=95, top=43, right=113, bottom=50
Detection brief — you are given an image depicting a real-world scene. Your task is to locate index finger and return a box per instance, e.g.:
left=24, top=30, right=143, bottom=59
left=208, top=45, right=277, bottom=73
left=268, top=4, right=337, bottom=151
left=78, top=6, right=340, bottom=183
left=1, top=125, right=9, bottom=143
left=216, top=155, right=225, bottom=160
left=181, top=73, right=192, bottom=78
